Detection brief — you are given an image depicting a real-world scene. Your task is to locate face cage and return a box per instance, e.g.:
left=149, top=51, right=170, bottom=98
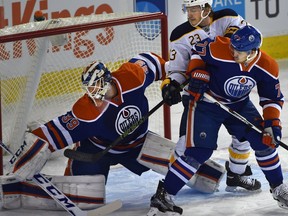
left=83, top=77, right=111, bottom=105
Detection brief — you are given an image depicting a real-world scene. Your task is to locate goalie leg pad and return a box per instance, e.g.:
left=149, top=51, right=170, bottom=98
left=137, top=132, right=225, bottom=193
left=0, top=175, right=22, bottom=209
left=188, top=159, right=226, bottom=193
left=137, top=131, right=174, bottom=175
left=54, top=175, right=105, bottom=210
left=1, top=175, right=105, bottom=210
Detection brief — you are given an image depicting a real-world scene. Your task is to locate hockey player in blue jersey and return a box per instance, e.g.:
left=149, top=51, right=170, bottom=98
left=0, top=52, right=166, bottom=210
left=32, top=52, right=166, bottom=178
left=1, top=51, right=226, bottom=212
left=148, top=25, right=288, bottom=215
left=165, top=0, right=261, bottom=192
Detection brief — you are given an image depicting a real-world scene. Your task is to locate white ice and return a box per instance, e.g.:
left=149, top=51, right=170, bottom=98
left=1, top=60, right=288, bottom=216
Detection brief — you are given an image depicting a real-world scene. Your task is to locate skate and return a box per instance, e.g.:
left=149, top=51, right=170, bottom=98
left=271, top=183, right=288, bottom=209
left=225, top=161, right=261, bottom=192
left=147, top=180, right=183, bottom=216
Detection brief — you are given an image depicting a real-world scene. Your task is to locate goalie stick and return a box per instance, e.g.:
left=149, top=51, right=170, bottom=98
left=203, top=93, right=288, bottom=151
left=0, top=140, right=122, bottom=216
left=64, top=79, right=190, bottom=162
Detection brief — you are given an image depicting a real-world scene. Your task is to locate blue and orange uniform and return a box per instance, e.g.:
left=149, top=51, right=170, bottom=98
left=32, top=52, right=166, bottom=179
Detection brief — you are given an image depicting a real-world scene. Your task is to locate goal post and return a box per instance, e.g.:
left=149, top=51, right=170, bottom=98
left=0, top=12, right=170, bottom=174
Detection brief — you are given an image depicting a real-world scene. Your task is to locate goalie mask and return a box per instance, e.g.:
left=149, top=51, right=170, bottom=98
left=82, top=61, right=112, bottom=105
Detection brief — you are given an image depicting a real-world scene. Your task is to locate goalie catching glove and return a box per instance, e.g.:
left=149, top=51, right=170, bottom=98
left=161, top=78, right=182, bottom=106
left=261, top=118, right=282, bottom=148
left=187, top=69, right=210, bottom=103
left=9, top=132, right=51, bottom=181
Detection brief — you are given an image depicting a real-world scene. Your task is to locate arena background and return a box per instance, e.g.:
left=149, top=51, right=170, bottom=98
left=1, top=2, right=288, bottom=215
left=0, top=0, right=287, bottom=59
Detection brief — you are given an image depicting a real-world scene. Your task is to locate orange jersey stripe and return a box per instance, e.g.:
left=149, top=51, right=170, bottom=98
left=258, top=155, right=279, bottom=167
left=256, top=51, right=279, bottom=78
left=174, top=162, right=193, bottom=179
left=46, top=122, right=66, bottom=149
left=187, top=59, right=206, bottom=75
left=263, top=106, right=282, bottom=120
left=113, top=62, right=146, bottom=91
left=209, top=36, right=233, bottom=61
left=72, top=94, right=108, bottom=121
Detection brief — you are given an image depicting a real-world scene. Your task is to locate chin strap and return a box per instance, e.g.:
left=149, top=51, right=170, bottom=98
left=191, top=9, right=211, bottom=27
left=244, top=50, right=258, bottom=65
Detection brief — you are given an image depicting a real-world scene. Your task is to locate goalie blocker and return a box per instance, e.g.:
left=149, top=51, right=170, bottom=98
left=137, top=132, right=225, bottom=193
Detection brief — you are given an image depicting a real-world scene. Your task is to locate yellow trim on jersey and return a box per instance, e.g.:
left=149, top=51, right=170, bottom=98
left=262, top=35, right=288, bottom=59
left=160, top=78, right=171, bottom=90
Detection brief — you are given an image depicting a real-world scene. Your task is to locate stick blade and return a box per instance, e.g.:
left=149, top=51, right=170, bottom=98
left=64, top=149, right=104, bottom=162
left=87, top=199, right=122, bottom=216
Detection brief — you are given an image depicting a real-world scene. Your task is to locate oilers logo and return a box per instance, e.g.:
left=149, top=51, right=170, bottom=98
left=224, top=76, right=256, bottom=98
left=115, top=106, right=142, bottom=135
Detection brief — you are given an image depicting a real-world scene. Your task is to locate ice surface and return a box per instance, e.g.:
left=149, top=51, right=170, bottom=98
left=1, top=60, right=288, bottom=216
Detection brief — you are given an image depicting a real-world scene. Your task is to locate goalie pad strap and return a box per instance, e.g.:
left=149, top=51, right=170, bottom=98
left=137, top=132, right=226, bottom=193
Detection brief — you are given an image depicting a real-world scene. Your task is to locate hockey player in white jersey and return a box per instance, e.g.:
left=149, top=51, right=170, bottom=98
left=163, top=0, right=261, bottom=192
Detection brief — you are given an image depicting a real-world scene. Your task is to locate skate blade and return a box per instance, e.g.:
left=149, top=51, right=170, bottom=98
left=225, top=186, right=262, bottom=193
left=147, top=207, right=158, bottom=216
left=146, top=207, right=181, bottom=216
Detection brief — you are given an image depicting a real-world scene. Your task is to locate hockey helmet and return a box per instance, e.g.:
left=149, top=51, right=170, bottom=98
left=230, top=25, right=262, bottom=52
left=82, top=61, right=112, bottom=103
left=182, top=0, right=213, bottom=10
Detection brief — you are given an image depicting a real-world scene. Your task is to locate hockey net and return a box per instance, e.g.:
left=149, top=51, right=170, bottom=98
left=0, top=12, right=169, bottom=174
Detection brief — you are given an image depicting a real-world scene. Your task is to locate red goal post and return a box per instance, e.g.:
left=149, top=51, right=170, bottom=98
left=0, top=12, right=170, bottom=175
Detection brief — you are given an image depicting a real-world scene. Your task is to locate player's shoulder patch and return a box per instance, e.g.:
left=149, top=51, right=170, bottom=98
left=170, top=21, right=196, bottom=41
left=213, top=8, right=239, bottom=21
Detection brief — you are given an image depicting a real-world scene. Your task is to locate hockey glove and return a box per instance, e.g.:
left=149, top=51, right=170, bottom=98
left=187, top=69, right=210, bottom=103
left=161, top=78, right=182, bottom=106
left=261, top=118, right=282, bottom=148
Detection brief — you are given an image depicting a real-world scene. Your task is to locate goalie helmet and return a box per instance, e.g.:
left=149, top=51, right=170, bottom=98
left=182, top=0, right=213, bottom=10
left=81, top=61, right=112, bottom=104
left=230, top=25, right=262, bottom=52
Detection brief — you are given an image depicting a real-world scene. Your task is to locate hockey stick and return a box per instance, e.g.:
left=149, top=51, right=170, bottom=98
left=64, top=100, right=165, bottom=162
left=204, top=93, right=288, bottom=151
left=0, top=140, right=122, bottom=216
left=64, top=79, right=190, bottom=162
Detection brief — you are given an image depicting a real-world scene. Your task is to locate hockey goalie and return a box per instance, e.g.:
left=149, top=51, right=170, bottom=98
left=0, top=52, right=225, bottom=212
left=0, top=132, right=225, bottom=211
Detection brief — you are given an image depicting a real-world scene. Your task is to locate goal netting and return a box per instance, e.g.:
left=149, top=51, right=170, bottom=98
left=0, top=12, right=170, bottom=172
